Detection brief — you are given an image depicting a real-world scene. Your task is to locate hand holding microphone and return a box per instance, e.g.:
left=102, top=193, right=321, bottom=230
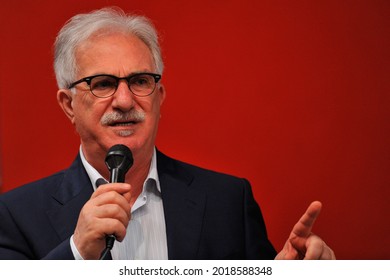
left=100, top=144, right=133, bottom=259
left=72, top=144, right=133, bottom=260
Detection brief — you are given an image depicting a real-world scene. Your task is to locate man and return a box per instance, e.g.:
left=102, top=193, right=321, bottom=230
left=0, top=7, right=335, bottom=260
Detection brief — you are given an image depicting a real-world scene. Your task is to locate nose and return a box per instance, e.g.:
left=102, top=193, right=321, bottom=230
left=111, top=80, right=135, bottom=111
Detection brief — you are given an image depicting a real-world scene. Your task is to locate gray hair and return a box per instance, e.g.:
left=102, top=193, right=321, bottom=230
left=54, top=7, right=164, bottom=89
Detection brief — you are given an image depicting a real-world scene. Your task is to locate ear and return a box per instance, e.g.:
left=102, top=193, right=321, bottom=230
left=57, top=89, right=75, bottom=124
left=157, top=84, right=166, bottom=106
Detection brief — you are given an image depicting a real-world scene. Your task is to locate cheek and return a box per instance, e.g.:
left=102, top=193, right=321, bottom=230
left=135, top=98, right=161, bottom=138
left=136, top=96, right=158, bottom=116
left=145, top=98, right=162, bottom=123
left=72, top=96, right=105, bottom=132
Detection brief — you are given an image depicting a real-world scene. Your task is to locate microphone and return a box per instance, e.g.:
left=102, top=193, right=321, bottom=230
left=105, top=144, right=134, bottom=183
left=99, top=144, right=133, bottom=260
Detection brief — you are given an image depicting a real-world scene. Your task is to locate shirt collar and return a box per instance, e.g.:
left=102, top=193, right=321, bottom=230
left=79, top=146, right=160, bottom=193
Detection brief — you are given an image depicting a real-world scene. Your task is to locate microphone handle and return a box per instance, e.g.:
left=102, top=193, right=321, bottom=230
left=100, top=169, right=125, bottom=260
left=110, top=168, right=125, bottom=183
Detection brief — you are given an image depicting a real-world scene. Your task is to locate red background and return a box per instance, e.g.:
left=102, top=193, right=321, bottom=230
left=0, top=0, right=389, bottom=259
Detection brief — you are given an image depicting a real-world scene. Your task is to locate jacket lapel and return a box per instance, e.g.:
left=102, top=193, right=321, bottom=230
left=46, top=154, right=93, bottom=241
left=157, top=151, right=206, bottom=259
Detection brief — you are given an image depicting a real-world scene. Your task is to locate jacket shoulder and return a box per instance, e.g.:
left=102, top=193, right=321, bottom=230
left=0, top=170, right=66, bottom=204
left=157, top=149, right=246, bottom=175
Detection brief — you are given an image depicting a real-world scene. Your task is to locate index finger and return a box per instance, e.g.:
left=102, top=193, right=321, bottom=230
left=92, top=182, right=131, bottom=198
left=290, top=201, right=322, bottom=239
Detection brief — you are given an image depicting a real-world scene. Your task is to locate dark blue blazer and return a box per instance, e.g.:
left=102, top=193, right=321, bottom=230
left=0, top=151, right=276, bottom=259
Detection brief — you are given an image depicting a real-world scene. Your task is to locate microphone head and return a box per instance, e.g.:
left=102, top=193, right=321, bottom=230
left=105, top=144, right=133, bottom=174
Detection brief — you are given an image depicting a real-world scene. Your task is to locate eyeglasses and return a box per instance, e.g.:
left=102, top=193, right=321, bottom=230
left=68, top=72, right=161, bottom=98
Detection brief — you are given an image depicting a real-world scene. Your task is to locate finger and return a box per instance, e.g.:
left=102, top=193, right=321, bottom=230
left=93, top=192, right=131, bottom=218
left=290, top=201, right=322, bottom=239
left=92, top=183, right=131, bottom=198
left=304, top=236, right=336, bottom=260
left=99, top=218, right=128, bottom=242
left=320, top=243, right=336, bottom=260
left=303, top=235, right=324, bottom=260
left=94, top=203, right=131, bottom=226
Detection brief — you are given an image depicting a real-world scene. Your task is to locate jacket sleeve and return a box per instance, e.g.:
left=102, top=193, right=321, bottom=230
left=242, top=179, right=277, bottom=259
left=42, top=238, right=75, bottom=260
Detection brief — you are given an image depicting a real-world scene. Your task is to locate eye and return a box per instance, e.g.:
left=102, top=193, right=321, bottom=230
left=90, top=76, right=117, bottom=91
left=131, top=75, right=153, bottom=88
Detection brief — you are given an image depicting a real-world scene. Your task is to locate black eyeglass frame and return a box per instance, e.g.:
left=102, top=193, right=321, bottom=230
left=67, top=72, right=162, bottom=98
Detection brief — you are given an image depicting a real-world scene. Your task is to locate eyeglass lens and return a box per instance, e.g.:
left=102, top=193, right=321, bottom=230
left=90, top=74, right=156, bottom=97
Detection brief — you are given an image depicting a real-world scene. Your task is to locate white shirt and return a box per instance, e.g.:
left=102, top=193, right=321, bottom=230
left=70, top=146, right=168, bottom=260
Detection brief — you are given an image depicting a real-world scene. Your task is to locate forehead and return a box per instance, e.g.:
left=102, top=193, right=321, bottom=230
left=75, top=32, right=155, bottom=76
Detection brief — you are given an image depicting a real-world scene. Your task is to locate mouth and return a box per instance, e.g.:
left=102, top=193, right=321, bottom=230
left=108, top=119, right=141, bottom=137
left=110, top=120, right=138, bottom=127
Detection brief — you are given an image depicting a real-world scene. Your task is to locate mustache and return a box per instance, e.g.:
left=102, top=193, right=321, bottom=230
left=100, top=110, right=146, bottom=126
